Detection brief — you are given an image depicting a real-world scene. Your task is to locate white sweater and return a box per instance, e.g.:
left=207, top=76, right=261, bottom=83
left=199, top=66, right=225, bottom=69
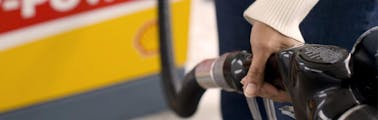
left=244, top=0, right=319, bottom=43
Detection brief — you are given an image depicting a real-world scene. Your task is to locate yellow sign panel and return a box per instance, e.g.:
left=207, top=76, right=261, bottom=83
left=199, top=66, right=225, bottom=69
left=0, top=0, right=190, bottom=112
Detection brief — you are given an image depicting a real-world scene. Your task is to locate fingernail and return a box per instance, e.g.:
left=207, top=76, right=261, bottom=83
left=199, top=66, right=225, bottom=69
left=240, top=80, right=245, bottom=85
left=240, top=77, right=246, bottom=84
left=244, top=83, right=257, bottom=97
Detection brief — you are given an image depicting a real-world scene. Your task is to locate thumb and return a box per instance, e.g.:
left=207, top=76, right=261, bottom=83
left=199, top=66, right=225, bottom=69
left=242, top=51, right=271, bottom=97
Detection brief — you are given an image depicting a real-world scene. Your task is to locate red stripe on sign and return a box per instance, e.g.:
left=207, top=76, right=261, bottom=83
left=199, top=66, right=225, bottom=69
left=0, top=0, right=134, bottom=34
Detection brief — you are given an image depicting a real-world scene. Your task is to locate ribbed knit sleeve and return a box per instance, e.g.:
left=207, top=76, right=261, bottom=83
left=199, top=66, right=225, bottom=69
left=244, top=0, right=319, bottom=42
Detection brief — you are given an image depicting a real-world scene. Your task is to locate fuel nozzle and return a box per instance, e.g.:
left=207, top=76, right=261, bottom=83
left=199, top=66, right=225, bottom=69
left=193, top=43, right=371, bottom=120
left=162, top=28, right=378, bottom=119
left=195, top=51, right=282, bottom=92
left=194, top=51, right=282, bottom=120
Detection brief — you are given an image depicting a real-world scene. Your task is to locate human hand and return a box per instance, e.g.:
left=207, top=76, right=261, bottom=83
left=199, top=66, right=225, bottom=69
left=241, top=21, right=302, bottom=102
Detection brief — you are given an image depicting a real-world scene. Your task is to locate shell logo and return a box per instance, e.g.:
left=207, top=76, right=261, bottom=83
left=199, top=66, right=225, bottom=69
left=134, top=20, right=159, bottom=57
left=0, top=0, right=134, bottom=34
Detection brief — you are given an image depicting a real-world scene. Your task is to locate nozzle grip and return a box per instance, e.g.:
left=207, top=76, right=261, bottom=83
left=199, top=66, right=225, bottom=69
left=225, top=52, right=284, bottom=92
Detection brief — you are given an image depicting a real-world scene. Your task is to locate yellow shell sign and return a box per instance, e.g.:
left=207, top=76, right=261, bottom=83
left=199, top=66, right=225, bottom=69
left=134, top=20, right=159, bottom=57
left=0, top=0, right=189, bottom=112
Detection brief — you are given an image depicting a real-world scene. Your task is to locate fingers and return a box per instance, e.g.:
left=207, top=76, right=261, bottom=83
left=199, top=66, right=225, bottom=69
left=258, top=83, right=291, bottom=102
left=242, top=51, right=271, bottom=97
left=243, top=81, right=291, bottom=102
left=241, top=50, right=292, bottom=102
left=241, top=21, right=298, bottom=102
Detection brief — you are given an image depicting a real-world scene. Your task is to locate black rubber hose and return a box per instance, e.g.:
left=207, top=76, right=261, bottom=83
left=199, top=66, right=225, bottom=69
left=170, top=69, right=206, bottom=117
left=157, top=0, right=206, bottom=117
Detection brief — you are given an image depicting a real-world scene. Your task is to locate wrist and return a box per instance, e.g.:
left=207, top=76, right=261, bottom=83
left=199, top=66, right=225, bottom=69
left=244, top=0, right=319, bottom=43
left=253, top=21, right=302, bottom=50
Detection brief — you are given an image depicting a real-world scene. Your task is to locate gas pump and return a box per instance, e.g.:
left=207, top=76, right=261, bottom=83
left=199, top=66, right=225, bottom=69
left=157, top=0, right=378, bottom=119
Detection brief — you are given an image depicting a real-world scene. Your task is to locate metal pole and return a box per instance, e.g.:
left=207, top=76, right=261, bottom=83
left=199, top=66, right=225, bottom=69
left=246, top=97, right=263, bottom=120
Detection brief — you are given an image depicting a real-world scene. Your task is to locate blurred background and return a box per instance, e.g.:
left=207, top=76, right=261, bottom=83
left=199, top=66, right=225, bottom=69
left=0, top=0, right=220, bottom=119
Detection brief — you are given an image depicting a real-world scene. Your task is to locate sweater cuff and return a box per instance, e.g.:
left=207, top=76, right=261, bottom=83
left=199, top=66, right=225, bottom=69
left=244, top=0, right=319, bottom=43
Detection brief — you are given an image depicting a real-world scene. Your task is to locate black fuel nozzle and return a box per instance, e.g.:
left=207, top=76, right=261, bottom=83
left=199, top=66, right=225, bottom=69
left=221, top=51, right=283, bottom=92
left=350, top=26, right=378, bottom=108
left=194, top=51, right=283, bottom=94
left=276, top=44, right=355, bottom=120
left=196, top=43, right=373, bottom=120
left=162, top=43, right=378, bottom=119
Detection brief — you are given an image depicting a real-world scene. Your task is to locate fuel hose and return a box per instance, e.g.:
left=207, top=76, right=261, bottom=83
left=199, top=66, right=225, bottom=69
left=157, top=0, right=206, bottom=117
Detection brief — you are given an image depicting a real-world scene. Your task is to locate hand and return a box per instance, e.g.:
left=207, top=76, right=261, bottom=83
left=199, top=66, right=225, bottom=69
left=241, top=21, right=302, bottom=102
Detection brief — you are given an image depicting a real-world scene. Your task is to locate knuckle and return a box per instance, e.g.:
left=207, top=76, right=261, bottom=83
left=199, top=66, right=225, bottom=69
left=247, top=69, right=264, bottom=82
left=249, top=92, right=258, bottom=97
left=249, top=68, right=263, bottom=76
